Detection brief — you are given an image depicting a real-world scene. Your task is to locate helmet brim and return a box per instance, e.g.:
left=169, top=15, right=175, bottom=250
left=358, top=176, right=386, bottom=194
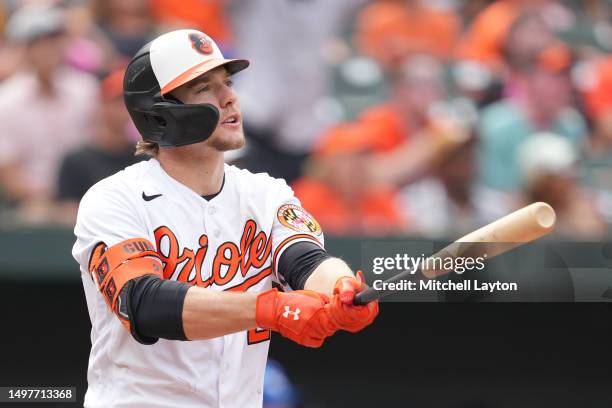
left=160, top=58, right=249, bottom=95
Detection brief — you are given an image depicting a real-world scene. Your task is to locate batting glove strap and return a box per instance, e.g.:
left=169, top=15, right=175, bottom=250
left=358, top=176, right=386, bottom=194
left=255, top=289, right=279, bottom=330
left=255, top=288, right=336, bottom=348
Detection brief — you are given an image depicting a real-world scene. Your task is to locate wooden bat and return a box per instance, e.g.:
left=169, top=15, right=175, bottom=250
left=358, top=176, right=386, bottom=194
left=352, top=202, right=557, bottom=305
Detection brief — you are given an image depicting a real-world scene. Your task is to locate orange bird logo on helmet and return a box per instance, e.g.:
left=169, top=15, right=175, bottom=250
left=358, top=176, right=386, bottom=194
left=189, top=33, right=214, bottom=55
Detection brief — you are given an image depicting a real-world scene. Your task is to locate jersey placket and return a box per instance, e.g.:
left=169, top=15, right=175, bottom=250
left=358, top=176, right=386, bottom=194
left=217, top=334, right=237, bottom=408
left=205, top=203, right=221, bottom=239
left=201, top=200, right=220, bottom=286
left=205, top=196, right=236, bottom=408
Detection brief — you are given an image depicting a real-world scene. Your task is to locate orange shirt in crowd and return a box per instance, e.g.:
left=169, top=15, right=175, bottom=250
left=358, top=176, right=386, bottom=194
left=582, top=56, right=612, bottom=120
left=355, top=0, right=460, bottom=67
left=293, top=178, right=407, bottom=236
left=292, top=119, right=409, bottom=236
left=151, top=0, right=232, bottom=48
left=454, top=0, right=521, bottom=69
left=357, top=104, right=408, bottom=148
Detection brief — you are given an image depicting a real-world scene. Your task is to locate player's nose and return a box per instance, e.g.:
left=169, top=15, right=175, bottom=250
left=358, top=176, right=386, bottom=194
left=219, top=85, right=237, bottom=109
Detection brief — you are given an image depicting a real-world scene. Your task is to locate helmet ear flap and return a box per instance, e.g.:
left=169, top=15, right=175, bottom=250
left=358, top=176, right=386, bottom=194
left=150, top=102, right=220, bottom=147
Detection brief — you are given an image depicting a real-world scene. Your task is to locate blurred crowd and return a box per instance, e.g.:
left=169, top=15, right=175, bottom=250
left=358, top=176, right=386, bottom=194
left=0, top=0, right=611, bottom=240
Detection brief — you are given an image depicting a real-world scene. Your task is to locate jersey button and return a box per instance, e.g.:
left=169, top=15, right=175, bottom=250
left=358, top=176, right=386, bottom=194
left=208, top=206, right=216, bottom=215
left=214, top=229, right=221, bottom=237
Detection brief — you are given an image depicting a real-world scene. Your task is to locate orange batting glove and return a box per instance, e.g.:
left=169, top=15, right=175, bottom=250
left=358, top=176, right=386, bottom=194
left=256, top=288, right=337, bottom=348
left=326, top=271, right=378, bottom=333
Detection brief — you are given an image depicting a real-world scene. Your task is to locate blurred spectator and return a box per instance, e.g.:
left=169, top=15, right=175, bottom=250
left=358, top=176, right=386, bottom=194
left=354, top=0, right=460, bottom=71
left=263, top=359, right=298, bottom=408
left=0, top=2, right=22, bottom=81
left=581, top=57, right=612, bottom=126
left=401, top=136, right=507, bottom=237
left=151, top=0, right=232, bottom=53
left=453, top=1, right=575, bottom=107
left=501, top=12, right=572, bottom=82
left=455, top=0, right=524, bottom=71
left=359, top=55, right=473, bottom=187
left=62, top=4, right=119, bottom=75
left=477, top=27, right=587, bottom=192
left=577, top=55, right=612, bottom=223
left=92, top=0, right=156, bottom=59
left=517, top=132, right=605, bottom=239
left=292, top=122, right=408, bottom=236
left=579, top=56, right=612, bottom=186
left=229, top=0, right=365, bottom=182
left=455, top=0, right=573, bottom=72
left=55, top=69, right=144, bottom=223
left=0, top=4, right=97, bottom=211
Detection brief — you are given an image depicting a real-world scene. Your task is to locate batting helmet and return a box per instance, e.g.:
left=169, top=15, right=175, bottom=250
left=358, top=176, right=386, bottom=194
left=123, top=29, right=249, bottom=147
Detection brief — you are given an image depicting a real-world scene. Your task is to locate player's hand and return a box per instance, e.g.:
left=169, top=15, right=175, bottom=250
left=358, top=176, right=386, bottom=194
left=255, top=289, right=336, bottom=348
left=327, top=271, right=378, bottom=333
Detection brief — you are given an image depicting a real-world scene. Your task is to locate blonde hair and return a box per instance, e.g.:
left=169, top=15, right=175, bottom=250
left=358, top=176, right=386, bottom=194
left=135, top=140, right=159, bottom=157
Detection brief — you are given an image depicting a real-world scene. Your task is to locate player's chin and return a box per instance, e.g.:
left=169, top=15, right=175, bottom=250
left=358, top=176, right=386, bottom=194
left=210, top=125, right=245, bottom=151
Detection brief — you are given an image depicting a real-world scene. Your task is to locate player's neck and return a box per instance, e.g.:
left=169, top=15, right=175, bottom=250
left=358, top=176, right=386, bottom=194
left=157, top=148, right=225, bottom=196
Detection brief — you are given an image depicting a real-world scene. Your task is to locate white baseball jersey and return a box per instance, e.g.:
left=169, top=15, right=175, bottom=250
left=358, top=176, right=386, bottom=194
left=72, top=159, right=324, bottom=408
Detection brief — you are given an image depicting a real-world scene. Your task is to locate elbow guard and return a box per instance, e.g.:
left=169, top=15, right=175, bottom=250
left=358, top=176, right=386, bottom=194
left=89, top=238, right=190, bottom=344
left=88, top=238, right=164, bottom=340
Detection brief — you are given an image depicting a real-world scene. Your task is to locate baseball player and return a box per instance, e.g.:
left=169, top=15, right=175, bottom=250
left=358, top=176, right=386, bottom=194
left=72, top=29, right=378, bottom=408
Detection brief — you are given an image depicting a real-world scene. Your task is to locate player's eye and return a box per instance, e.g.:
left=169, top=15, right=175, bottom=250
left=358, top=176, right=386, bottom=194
left=196, top=85, right=210, bottom=94
left=225, top=79, right=233, bottom=87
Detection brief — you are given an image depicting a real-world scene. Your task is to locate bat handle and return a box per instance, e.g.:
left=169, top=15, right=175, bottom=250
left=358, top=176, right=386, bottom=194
left=353, top=266, right=418, bottom=305
left=353, top=287, right=379, bottom=305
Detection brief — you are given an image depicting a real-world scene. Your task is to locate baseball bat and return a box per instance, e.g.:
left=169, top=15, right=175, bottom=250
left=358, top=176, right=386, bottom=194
left=353, top=202, right=556, bottom=305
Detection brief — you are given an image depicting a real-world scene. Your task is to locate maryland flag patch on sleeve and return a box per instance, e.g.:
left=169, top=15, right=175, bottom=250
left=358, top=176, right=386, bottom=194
left=277, top=204, right=322, bottom=236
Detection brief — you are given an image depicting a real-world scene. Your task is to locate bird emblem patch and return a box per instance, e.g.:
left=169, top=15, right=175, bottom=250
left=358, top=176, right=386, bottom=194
left=189, top=32, right=213, bottom=55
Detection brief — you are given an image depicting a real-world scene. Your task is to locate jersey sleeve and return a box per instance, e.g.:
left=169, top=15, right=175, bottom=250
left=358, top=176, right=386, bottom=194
left=270, top=179, right=325, bottom=287
left=72, top=181, right=150, bottom=273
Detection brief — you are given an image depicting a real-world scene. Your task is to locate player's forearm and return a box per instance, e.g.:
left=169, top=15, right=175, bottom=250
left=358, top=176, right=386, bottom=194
left=182, top=287, right=257, bottom=340
left=303, top=257, right=354, bottom=297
